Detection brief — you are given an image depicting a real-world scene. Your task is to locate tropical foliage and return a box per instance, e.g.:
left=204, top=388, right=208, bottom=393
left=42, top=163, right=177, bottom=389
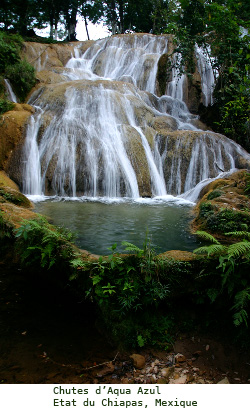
left=1, top=1, right=249, bottom=146
left=0, top=31, right=36, bottom=106
left=194, top=230, right=250, bottom=327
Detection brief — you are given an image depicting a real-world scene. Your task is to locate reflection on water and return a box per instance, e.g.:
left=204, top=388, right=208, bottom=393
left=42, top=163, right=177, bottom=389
left=34, top=198, right=198, bottom=255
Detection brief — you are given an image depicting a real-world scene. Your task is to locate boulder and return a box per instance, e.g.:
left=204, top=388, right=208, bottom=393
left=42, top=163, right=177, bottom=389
left=0, top=104, right=34, bottom=177
left=130, top=354, right=146, bottom=369
left=21, top=41, right=94, bottom=72
left=0, top=171, right=19, bottom=190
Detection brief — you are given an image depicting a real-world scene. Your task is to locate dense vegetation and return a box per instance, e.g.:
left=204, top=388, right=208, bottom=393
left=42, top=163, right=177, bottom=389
left=0, top=0, right=249, bottom=147
left=0, top=1, right=250, bottom=349
left=1, top=186, right=250, bottom=349
left=0, top=31, right=36, bottom=109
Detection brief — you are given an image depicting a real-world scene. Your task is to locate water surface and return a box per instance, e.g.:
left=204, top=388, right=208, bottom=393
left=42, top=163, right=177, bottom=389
left=33, top=197, right=198, bottom=255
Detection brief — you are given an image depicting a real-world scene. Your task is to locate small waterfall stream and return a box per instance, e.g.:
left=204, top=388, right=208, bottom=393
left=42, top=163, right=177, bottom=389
left=4, top=79, right=18, bottom=103
left=23, top=34, right=250, bottom=200
left=195, top=45, right=216, bottom=106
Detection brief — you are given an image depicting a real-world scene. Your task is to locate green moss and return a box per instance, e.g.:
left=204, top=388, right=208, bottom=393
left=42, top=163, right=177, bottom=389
left=206, top=208, right=250, bottom=234
left=245, top=173, right=250, bottom=197
left=0, top=187, right=32, bottom=208
left=207, top=190, right=223, bottom=200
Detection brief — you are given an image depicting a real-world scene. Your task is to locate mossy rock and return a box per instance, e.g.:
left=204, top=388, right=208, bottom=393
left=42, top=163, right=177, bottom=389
left=0, top=104, right=34, bottom=173
left=0, top=202, right=37, bottom=229
left=0, top=184, right=33, bottom=209
left=0, top=171, right=19, bottom=190
left=193, top=171, right=250, bottom=239
left=158, top=250, right=198, bottom=262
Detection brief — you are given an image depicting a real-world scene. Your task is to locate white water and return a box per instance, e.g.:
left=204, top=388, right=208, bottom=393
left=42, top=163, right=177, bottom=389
left=23, top=108, right=42, bottom=195
left=167, top=53, right=186, bottom=102
left=66, top=34, right=169, bottom=93
left=23, top=34, right=250, bottom=201
left=4, top=79, right=18, bottom=103
left=195, top=45, right=215, bottom=106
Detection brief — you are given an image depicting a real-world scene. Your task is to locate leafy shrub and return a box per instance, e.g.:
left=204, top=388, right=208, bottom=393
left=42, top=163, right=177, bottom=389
left=0, top=32, right=21, bottom=72
left=199, top=202, right=214, bottom=218
left=0, top=98, right=15, bottom=114
left=78, top=242, right=169, bottom=314
left=0, top=32, right=36, bottom=103
left=5, top=60, right=36, bottom=102
left=206, top=208, right=250, bottom=234
left=15, top=216, right=76, bottom=269
left=70, top=240, right=175, bottom=347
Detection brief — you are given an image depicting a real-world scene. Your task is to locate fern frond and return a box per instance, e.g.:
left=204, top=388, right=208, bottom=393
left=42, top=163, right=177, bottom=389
left=227, top=241, right=250, bottom=259
left=121, top=241, right=143, bottom=254
left=70, top=258, right=87, bottom=269
left=233, top=309, right=248, bottom=327
left=232, top=288, right=250, bottom=326
left=233, top=288, right=250, bottom=309
left=194, top=244, right=226, bottom=256
left=195, top=230, right=221, bottom=245
left=225, top=231, right=250, bottom=240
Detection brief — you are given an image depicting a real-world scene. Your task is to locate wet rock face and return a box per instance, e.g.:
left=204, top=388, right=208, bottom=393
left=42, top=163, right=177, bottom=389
left=7, top=78, right=250, bottom=197
left=156, top=53, right=170, bottom=96
left=21, top=41, right=94, bottom=72
left=3, top=34, right=250, bottom=198
left=0, top=104, right=34, bottom=187
left=0, top=172, right=34, bottom=232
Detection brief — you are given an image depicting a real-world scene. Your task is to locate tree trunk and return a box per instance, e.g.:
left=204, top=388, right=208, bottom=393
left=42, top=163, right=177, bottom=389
left=68, top=7, right=77, bottom=41
left=84, top=15, right=90, bottom=40
left=110, top=0, right=117, bottom=34
left=49, top=17, right=54, bottom=39
left=118, top=0, right=124, bottom=34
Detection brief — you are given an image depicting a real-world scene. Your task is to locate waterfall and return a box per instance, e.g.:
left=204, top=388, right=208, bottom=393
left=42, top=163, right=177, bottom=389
left=167, top=54, right=186, bottom=102
left=23, top=34, right=250, bottom=200
left=195, top=45, right=215, bottom=106
left=4, top=79, right=18, bottom=103
left=23, top=109, right=42, bottom=195
left=65, top=34, right=169, bottom=94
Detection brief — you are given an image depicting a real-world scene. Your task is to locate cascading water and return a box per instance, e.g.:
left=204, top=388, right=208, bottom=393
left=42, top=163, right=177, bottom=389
left=195, top=45, right=216, bottom=106
left=167, top=53, right=186, bottom=102
left=4, top=79, right=18, bottom=103
left=23, top=109, right=42, bottom=195
left=23, top=34, right=250, bottom=200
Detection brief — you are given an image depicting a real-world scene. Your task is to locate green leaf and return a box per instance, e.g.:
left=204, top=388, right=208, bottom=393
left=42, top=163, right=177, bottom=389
left=227, top=241, right=250, bottom=259
left=92, top=275, right=102, bottom=285
left=195, top=231, right=221, bottom=245
left=194, top=244, right=226, bottom=256
left=137, top=335, right=145, bottom=347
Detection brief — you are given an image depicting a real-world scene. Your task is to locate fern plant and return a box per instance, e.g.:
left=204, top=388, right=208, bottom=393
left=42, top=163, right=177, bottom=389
left=194, top=230, right=250, bottom=327
left=15, top=216, right=76, bottom=269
